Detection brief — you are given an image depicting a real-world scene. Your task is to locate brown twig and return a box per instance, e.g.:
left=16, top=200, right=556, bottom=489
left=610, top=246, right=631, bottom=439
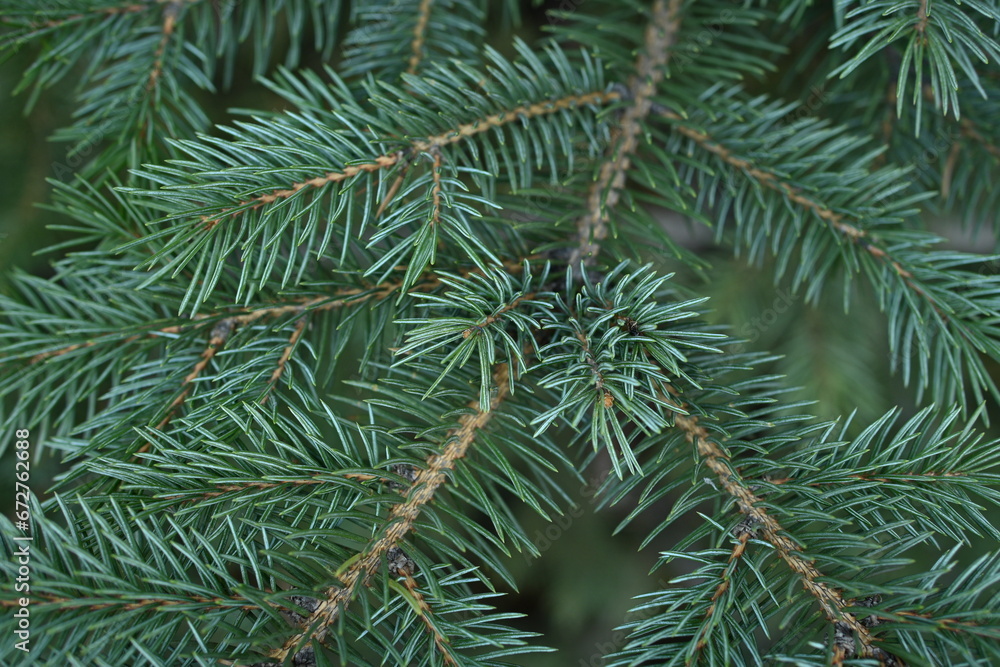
left=259, top=316, right=307, bottom=405
left=267, top=363, right=511, bottom=663
left=202, top=90, right=618, bottom=229
left=1, top=3, right=150, bottom=32
left=135, top=317, right=233, bottom=454
left=693, top=526, right=754, bottom=655
left=461, top=293, right=530, bottom=339
left=569, top=0, right=685, bottom=267
left=161, top=473, right=387, bottom=504
left=766, top=470, right=966, bottom=486
left=670, top=408, right=892, bottom=662
left=0, top=590, right=257, bottom=612
left=407, top=0, right=434, bottom=75
left=915, top=0, right=929, bottom=35
left=399, top=569, right=457, bottom=665
left=146, top=1, right=181, bottom=92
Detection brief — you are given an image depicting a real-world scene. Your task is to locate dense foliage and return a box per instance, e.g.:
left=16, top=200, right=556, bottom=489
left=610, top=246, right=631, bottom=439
left=2, top=1, right=1000, bottom=665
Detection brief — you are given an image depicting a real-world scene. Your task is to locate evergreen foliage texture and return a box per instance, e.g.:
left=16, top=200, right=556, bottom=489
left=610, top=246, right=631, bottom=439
left=2, top=1, right=1000, bottom=665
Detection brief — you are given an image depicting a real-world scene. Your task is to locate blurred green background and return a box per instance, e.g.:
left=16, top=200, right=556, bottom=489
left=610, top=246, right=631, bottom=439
left=2, top=4, right=998, bottom=665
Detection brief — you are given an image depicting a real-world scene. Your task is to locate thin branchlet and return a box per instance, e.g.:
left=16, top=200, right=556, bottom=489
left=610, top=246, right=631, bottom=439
left=692, top=528, right=754, bottom=657
left=202, top=91, right=618, bottom=229
left=407, top=0, right=434, bottom=75
left=462, top=293, right=532, bottom=339
left=260, top=316, right=307, bottom=405
left=0, top=590, right=258, bottom=612
left=25, top=275, right=435, bottom=365
left=393, top=548, right=457, bottom=666
left=136, top=316, right=234, bottom=453
left=267, top=364, right=511, bottom=663
left=570, top=0, right=685, bottom=267
left=657, top=107, right=987, bottom=354
left=670, top=407, right=899, bottom=664
left=160, top=473, right=388, bottom=504
left=0, top=2, right=151, bottom=32
left=146, top=1, right=181, bottom=92
left=23, top=257, right=532, bottom=367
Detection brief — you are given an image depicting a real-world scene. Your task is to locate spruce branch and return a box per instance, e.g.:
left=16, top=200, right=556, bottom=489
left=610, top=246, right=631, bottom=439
left=569, top=0, right=684, bottom=267
left=670, top=407, right=889, bottom=663
left=134, top=315, right=233, bottom=454
left=145, top=0, right=180, bottom=94
left=130, top=52, right=618, bottom=310
left=652, top=91, right=1000, bottom=409
left=657, top=107, right=873, bottom=246
left=407, top=0, right=435, bottom=76
left=532, top=265, right=723, bottom=477
left=260, top=316, right=307, bottom=405
left=19, top=273, right=430, bottom=367
left=4, top=2, right=1000, bottom=664
left=267, top=363, right=512, bottom=663
left=395, top=558, right=459, bottom=666
left=199, top=89, right=618, bottom=230
left=830, top=0, right=1000, bottom=125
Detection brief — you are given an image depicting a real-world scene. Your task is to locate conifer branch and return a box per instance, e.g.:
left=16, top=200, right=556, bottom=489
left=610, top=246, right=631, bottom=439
left=659, top=110, right=875, bottom=247
left=146, top=0, right=180, bottom=93
left=429, top=147, right=443, bottom=227
left=267, top=363, right=511, bottom=662
left=399, top=567, right=457, bottom=665
left=202, top=90, right=618, bottom=229
left=656, top=105, right=1000, bottom=387
left=407, top=0, right=434, bottom=75
left=19, top=260, right=528, bottom=371
left=162, top=473, right=388, bottom=504
left=24, top=275, right=436, bottom=366
left=0, top=591, right=257, bottom=612
left=169, top=318, right=234, bottom=414
left=570, top=0, right=684, bottom=267
left=915, top=0, right=929, bottom=35
left=671, top=409, right=894, bottom=663
left=0, top=2, right=151, bottom=32
left=259, top=316, right=307, bottom=405
left=6, top=3, right=1000, bottom=664
left=693, top=528, right=752, bottom=658
left=140, top=316, right=233, bottom=453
